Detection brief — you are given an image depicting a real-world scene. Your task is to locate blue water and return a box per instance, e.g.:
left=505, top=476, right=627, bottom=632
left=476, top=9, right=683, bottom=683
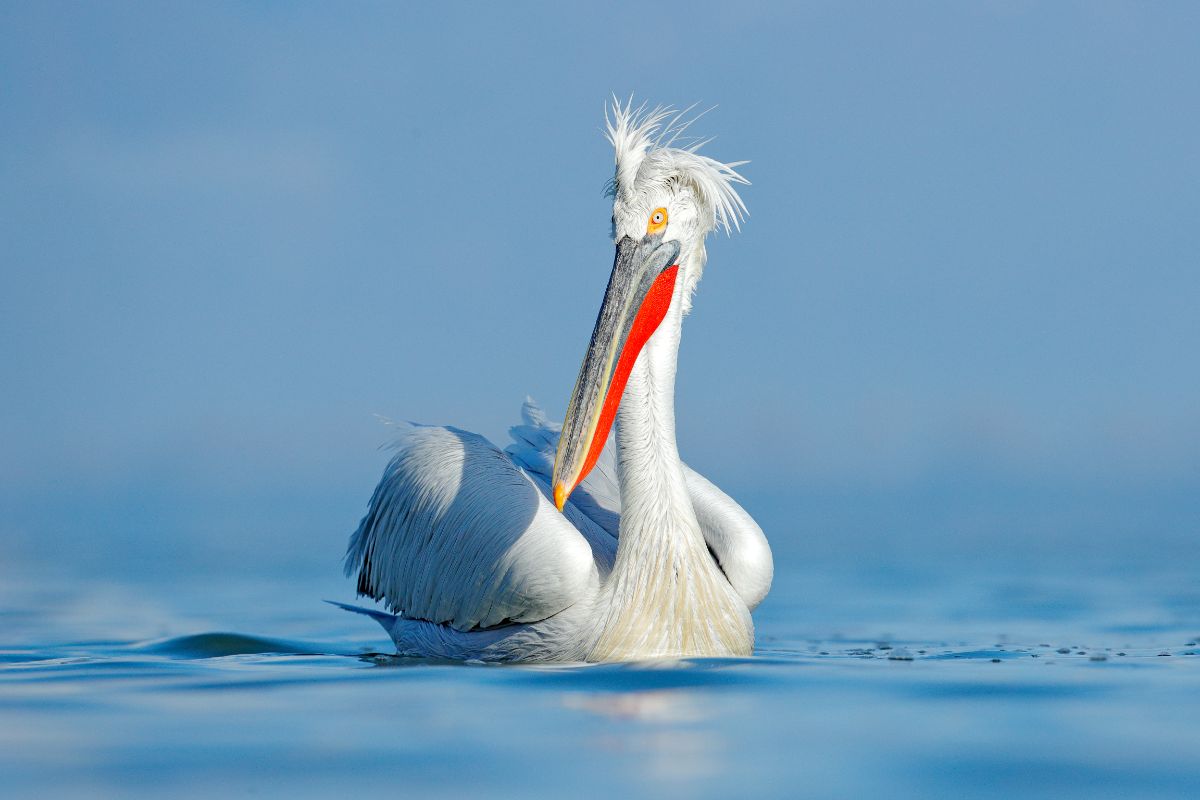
left=3, top=557, right=1198, bottom=799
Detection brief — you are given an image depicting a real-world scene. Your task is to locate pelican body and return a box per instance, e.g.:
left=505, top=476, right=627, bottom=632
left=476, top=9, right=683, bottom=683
left=341, top=101, right=772, bottom=662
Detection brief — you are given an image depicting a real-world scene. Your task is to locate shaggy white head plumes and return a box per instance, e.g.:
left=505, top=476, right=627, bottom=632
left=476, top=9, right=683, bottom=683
left=604, top=97, right=749, bottom=237
left=602, top=97, right=749, bottom=314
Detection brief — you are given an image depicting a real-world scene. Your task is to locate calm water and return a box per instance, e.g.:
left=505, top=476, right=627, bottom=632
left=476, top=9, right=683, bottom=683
left=2, top=556, right=1198, bottom=799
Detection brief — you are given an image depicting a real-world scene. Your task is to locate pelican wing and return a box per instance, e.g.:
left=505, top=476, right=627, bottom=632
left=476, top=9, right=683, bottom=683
left=345, top=424, right=605, bottom=631
left=506, top=399, right=773, bottom=610
left=507, top=398, right=621, bottom=537
left=680, top=467, right=773, bottom=611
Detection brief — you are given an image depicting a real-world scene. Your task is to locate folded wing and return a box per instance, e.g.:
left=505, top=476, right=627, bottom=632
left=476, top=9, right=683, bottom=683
left=345, top=424, right=605, bottom=631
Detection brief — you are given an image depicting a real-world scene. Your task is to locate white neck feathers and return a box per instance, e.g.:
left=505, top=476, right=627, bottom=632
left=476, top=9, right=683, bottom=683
left=587, top=263, right=752, bottom=660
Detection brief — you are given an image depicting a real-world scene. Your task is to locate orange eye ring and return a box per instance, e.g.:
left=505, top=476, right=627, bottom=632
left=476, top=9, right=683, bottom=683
left=647, top=207, right=668, bottom=235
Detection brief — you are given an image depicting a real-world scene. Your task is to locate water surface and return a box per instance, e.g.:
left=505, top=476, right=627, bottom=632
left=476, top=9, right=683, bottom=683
left=2, top=559, right=1198, bottom=798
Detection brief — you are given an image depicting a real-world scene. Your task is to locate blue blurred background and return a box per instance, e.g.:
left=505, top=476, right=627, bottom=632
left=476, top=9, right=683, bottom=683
left=2, top=1, right=1197, bottom=584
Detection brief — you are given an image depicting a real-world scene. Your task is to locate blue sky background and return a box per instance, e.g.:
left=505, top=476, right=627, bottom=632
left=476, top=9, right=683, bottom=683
left=2, top=2, right=1197, bottom=582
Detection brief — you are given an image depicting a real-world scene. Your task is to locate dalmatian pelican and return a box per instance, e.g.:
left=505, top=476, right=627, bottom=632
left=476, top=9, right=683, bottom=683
left=337, top=100, right=772, bottom=662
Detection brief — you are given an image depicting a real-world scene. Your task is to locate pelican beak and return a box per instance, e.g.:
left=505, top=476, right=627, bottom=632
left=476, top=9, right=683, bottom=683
left=551, top=233, right=681, bottom=511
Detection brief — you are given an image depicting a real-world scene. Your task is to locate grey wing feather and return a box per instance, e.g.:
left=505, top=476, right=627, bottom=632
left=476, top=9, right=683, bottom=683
left=682, top=468, right=773, bottom=610
left=345, top=424, right=600, bottom=631
left=507, top=398, right=621, bottom=537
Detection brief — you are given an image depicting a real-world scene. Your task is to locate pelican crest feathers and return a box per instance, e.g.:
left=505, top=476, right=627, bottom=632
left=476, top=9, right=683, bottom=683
left=604, top=96, right=750, bottom=237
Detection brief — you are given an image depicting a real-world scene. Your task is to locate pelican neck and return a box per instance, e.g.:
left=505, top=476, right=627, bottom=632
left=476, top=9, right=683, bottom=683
left=610, top=287, right=701, bottom=546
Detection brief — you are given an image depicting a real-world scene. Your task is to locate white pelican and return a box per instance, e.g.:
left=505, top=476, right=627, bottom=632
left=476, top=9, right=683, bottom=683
left=338, top=100, right=772, bottom=662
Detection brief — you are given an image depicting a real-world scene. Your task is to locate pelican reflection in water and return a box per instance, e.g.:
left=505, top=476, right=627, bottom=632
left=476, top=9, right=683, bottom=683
left=337, top=100, right=772, bottom=662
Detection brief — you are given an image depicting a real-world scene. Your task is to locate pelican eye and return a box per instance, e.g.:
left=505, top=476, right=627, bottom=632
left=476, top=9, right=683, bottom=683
left=647, top=207, right=668, bottom=235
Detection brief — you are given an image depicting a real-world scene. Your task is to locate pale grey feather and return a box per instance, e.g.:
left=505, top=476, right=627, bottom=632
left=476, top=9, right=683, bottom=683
left=344, top=424, right=611, bottom=632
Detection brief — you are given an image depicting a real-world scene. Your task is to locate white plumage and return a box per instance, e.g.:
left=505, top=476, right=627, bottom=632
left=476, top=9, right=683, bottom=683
left=340, top=99, right=771, bottom=662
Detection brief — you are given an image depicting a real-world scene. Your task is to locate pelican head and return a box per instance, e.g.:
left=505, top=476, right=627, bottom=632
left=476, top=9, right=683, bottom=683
left=552, top=100, right=749, bottom=511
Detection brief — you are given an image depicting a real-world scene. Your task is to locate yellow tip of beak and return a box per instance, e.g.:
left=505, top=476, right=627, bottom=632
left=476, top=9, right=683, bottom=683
left=553, top=483, right=568, bottom=512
